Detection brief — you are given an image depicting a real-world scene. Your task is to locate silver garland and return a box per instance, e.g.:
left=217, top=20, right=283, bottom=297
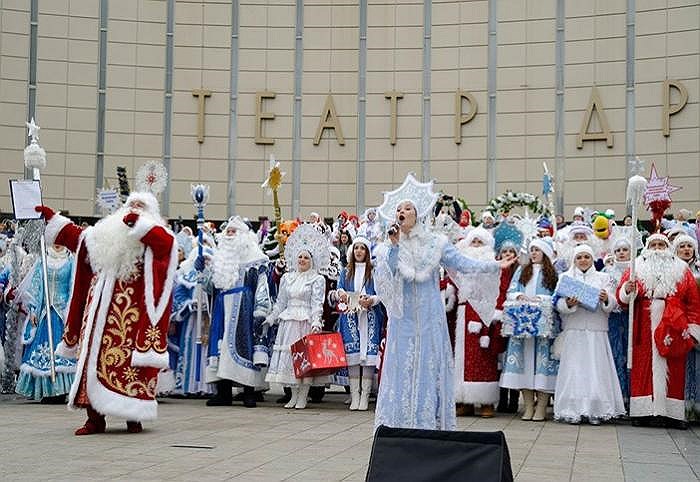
left=0, top=220, right=43, bottom=393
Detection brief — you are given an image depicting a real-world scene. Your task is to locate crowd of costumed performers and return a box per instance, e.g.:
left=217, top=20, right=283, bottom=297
left=3, top=157, right=700, bottom=436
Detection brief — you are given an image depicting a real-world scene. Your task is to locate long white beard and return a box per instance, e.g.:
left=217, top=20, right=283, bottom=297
left=456, top=244, right=495, bottom=262
left=211, top=233, right=265, bottom=289
left=636, top=249, right=686, bottom=298
left=87, top=207, right=147, bottom=281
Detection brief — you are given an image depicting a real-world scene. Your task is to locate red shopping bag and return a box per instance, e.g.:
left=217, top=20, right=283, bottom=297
left=291, top=332, right=347, bottom=378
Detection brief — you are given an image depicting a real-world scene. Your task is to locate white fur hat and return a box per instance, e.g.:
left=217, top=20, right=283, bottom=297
left=125, top=191, right=160, bottom=218
left=645, top=233, right=670, bottom=249
left=463, top=226, right=495, bottom=249
left=672, top=233, right=697, bottom=253
left=529, top=237, right=554, bottom=260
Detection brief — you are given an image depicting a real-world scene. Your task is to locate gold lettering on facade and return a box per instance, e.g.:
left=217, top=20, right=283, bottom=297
left=192, top=88, right=212, bottom=143
left=254, top=91, right=276, bottom=145
left=576, top=87, right=613, bottom=149
left=454, top=89, right=478, bottom=144
left=662, top=80, right=688, bottom=137
left=313, top=94, right=345, bottom=146
left=384, top=90, right=404, bottom=145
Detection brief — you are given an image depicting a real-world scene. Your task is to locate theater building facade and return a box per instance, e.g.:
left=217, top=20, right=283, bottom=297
left=0, top=0, right=698, bottom=220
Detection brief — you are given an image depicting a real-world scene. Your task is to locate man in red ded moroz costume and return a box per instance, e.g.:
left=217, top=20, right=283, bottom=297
left=617, top=233, right=700, bottom=429
left=35, top=191, right=177, bottom=435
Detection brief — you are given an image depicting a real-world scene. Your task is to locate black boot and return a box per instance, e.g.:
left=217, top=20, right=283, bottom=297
left=206, top=380, right=233, bottom=406
left=507, top=389, right=519, bottom=413
left=40, top=394, right=67, bottom=405
left=242, top=386, right=257, bottom=408
left=497, top=388, right=509, bottom=413
left=276, top=386, right=292, bottom=404
left=664, top=417, right=688, bottom=430
left=309, top=385, right=325, bottom=403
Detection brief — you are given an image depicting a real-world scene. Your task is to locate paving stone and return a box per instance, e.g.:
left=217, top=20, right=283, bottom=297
left=2, top=394, right=698, bottom=481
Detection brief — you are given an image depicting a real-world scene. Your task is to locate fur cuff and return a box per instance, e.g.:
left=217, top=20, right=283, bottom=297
left=556, top=296, right=578, bottom=314
left=479, top=335, right=490, bottom=349
left=618, top=283, right=633, bottom=304
left=55, top=340, right=78, bottom=359
left=131, top=348, right=169, bottom=369
left=492, top=309, right=503, bottom=321
left=467, top=321, right=483, bottom=334
left=688, top=324, right=700, bottom=344
left=129, top=216, right=157, bottom=240
left=44, top=213, right=71, bottom=245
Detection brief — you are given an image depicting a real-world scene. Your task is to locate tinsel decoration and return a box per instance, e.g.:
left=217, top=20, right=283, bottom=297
left=0, top=221, right=42, bottom=392
left=117, top=166, right=130, bottom=202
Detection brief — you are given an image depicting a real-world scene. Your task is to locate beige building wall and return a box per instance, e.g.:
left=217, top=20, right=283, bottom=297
left=365, top=1, right=423, bottom=207
left=0, top=0, right=29, bottom=205
left=301, top=1, right=358, bottom=218
left=564, top=0, right=628, bottom=217
left=0, top=1, right=698, bottom=222
left=170, top=0, right=230, bottom=220
left=104, top=0, right=167, bottom=214
left=635, top=0, right=699, bottom=214
left=237, top=1, right=295, bottom=219
left=496, top=0, right=556, bottom=203
left=431, top=0, right=489, bottom=206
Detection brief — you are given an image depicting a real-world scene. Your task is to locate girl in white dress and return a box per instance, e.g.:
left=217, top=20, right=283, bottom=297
left=264, top=225, right=330, bottom=409
left=553, top=244, right=625, bottom=425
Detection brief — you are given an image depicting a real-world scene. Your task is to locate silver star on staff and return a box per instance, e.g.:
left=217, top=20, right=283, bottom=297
left=628, top=156, right=644, bottom=176
left=26, top=118, right=40, bottom=142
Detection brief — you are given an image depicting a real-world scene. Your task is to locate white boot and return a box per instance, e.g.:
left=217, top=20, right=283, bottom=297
left=358, top=376, right=373, bottom=411
left=349, top=378, right=361, bottom=411
left=533, top=391, right=550, bottom=422
left=295, top=384, right=310, bottom=409
left=521, top=389, right=535, bottom=421
left=284, top=387, right=299, bottom=409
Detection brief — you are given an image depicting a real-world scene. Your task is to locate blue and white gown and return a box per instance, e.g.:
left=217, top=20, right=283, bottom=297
left=169, top=261, right=214, bottom=395
left=15, top=252, right=76, bottom=399
left=373, top=225, right=500, bottom=431
left=499, top=265, right=559, bottom=393
left=604, top=260, right=631, bottom=402
left=335, top=264, right=385, bottom=369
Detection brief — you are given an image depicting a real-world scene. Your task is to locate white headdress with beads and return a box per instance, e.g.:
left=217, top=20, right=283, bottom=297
left=285, top=224, right=330, bottom=273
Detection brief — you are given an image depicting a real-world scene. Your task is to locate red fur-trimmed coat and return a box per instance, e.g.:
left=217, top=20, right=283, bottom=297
left=450, top=268, right=512, bottom=405
left=48, top=213, right=177, bottom=421
left=617, top=264, right=700, bottom=421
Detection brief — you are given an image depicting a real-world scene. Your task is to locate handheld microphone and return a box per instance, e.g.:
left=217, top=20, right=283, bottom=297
left=387, top=224, right=400, bottom=236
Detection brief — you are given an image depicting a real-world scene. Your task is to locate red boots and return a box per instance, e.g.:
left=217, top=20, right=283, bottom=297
left=74, top=406, right=144, bottom=435
left=74, top=406, right=106, bottom=436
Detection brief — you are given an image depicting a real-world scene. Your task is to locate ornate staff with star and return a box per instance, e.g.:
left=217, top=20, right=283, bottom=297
left=625, top=156, right=647, bottom=370
left=261, top=154, right=286, bottom=256
left=24, top=118, right=57, bottom=382
left=190, top=182, right=210, bottom=382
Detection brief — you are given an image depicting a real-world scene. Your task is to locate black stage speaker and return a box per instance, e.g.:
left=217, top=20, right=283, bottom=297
left=366, top=425, right=513, bottom=482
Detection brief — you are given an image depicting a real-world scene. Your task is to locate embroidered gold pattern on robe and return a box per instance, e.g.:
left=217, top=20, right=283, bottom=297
left=96, top=282, right=157, bottom=399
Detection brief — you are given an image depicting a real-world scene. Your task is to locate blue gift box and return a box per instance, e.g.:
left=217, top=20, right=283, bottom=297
left=555, top=274, right=600, bottom=311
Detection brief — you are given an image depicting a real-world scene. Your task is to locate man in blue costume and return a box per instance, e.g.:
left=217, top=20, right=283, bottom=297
left=205, top=217, right=272, bottom=408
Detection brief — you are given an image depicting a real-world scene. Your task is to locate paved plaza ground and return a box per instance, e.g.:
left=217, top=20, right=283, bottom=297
left=1, top=390, right=698, bottom=481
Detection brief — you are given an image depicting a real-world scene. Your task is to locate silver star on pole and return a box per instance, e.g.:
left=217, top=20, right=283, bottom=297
left=628, top=156, right=645, bottom=176
left=26, top=118, right=40, bottom=142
